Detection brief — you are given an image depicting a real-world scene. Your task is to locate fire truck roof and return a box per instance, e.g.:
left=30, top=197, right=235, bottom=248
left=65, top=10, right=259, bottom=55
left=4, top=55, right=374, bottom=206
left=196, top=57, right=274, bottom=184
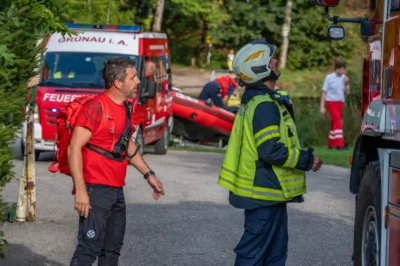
left=63, top=23, right=141, bottom=33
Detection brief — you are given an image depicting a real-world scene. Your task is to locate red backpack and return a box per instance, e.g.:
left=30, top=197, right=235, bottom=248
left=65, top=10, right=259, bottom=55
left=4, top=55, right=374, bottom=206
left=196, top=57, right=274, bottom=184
left=48, top=94, right=138, bottom=194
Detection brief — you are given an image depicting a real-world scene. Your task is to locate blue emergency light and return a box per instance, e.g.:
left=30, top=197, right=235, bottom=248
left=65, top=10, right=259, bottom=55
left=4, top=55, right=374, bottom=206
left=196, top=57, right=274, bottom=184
left=63, top=23, right=141, bottom=32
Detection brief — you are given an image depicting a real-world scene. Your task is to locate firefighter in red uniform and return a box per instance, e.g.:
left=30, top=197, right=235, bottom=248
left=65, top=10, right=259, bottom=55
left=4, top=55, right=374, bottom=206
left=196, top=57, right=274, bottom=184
left=199, top=75, right=239, bottom=109
left=214, top=75, right=240, bottom=105
left=69, top=58, right=165, bottom=266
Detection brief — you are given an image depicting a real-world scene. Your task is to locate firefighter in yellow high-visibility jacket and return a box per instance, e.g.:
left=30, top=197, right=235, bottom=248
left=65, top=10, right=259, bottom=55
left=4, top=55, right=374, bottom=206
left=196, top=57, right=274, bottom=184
left=218, top=38, right=323, bottom=265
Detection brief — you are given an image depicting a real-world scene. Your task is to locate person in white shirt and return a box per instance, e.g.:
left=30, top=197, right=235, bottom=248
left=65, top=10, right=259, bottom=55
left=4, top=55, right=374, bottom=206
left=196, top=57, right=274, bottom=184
left=227, top=49, right=235, bottom=70
left=319, top=61, right=350, bottom=150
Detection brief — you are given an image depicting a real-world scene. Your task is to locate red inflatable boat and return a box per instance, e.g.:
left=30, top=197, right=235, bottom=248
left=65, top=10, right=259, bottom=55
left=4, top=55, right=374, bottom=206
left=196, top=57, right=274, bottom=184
left=171, top=90, right=236, bottom=143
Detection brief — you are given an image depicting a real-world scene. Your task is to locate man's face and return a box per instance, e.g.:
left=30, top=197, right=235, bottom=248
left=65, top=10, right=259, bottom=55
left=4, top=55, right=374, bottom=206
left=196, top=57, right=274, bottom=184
left=269, top=58, right=280, bottom=76
left=120, top=66, right=140, bottom=98
left=336, top=67, right=346, bottom=76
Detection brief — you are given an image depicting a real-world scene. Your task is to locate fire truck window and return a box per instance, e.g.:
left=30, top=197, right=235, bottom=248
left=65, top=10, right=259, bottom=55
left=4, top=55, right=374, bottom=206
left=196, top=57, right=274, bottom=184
left=39, top=52, right=138, bottom=89
left=371, top=0, right=376, bottom=10
left=392, top=0, right=400, bottom=11
left=159, top=55, right=172, bottom=91
left=142, top=57, right=156, bottom=93
left=153, top=57, right=163, bottom=92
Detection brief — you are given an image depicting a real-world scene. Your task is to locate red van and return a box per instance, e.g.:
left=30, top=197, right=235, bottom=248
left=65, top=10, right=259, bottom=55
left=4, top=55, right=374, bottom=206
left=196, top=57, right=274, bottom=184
left=21, top=24, right=173, bottom=159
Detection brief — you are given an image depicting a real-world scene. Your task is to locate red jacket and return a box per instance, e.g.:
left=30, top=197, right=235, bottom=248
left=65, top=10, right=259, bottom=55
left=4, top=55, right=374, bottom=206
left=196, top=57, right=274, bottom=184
left=215, top=76, right=238, bottom=97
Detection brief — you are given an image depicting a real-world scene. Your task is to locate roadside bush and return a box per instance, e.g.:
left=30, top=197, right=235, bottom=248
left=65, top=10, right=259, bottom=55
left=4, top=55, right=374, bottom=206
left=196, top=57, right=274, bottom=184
left=0, top=0, right=70, bottom=259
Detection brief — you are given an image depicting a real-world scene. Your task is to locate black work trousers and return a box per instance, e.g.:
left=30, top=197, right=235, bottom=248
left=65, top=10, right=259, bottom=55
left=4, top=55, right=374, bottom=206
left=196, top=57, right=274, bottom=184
left=70, top=184, right=126, bottom=266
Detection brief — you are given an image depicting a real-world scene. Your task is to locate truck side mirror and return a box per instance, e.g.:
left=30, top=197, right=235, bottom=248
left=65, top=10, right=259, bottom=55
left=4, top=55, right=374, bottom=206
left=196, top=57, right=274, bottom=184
left=327, top=25, right=345, bottom=40
left=141, top=81, right=157, bottom=99
left=315, top=0, right=339, bottom=7
left=315, top=0, right=370, bottom=39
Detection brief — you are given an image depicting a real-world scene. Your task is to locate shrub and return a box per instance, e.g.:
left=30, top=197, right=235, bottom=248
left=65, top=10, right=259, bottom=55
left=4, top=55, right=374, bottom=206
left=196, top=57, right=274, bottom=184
left=0, top=0, right=70, bottom=258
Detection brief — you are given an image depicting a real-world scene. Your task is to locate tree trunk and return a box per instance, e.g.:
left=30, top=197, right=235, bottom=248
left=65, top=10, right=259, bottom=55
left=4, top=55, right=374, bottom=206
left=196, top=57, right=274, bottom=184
left=278, top=0, right=293, bottom=70
left=106, top=0, right=111, bottom=24
left=87, top=0, right=91, bottom=15
left=152, top=0, right=165, bottom=32
left=26, top=110, right=36, bottom=222
left=16, top=154, right=27, bottom=222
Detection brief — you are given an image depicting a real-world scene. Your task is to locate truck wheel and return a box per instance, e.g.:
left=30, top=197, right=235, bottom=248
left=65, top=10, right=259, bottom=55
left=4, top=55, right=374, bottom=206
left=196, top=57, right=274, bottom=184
left=353, top=160, right=381, bottom=266
left=135, top=127, right=144, bottom=155
left=154, top=126, right=169, bottom=155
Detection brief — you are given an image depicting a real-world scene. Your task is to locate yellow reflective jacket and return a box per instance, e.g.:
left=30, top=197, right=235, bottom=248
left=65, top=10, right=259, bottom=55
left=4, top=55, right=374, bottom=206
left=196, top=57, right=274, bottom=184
left=218, top=94, right=306, bottom=202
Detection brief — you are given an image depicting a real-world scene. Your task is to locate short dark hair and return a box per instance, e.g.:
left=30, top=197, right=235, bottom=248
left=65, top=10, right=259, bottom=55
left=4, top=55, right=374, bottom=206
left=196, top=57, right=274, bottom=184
left=334, top=61, right=346, bottom=70
left=102, top=57, right=136, bottom=89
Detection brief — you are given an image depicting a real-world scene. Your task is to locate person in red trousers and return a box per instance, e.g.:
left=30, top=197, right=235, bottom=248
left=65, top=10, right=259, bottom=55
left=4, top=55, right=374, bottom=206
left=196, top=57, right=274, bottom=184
left=320, top=61, right=350, bottom=150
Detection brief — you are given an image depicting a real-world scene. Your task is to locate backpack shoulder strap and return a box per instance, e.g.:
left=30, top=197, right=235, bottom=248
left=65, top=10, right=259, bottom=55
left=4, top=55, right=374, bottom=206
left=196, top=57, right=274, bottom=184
left=124, top=100, right=140, bottom=160
left=91, top=94, right=110, bottom=137
left=124, top=100, right=133, bottom=127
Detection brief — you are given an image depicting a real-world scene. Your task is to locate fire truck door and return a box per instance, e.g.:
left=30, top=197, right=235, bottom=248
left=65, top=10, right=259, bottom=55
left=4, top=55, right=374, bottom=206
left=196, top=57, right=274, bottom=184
left=379, top=149, right=400, bottom=266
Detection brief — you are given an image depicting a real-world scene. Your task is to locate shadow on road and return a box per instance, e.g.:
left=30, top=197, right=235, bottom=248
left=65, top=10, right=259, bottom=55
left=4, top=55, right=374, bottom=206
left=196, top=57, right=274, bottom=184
left=0, top=200, right=354, bottom=266
left=0, top=244, right=65, bottom=266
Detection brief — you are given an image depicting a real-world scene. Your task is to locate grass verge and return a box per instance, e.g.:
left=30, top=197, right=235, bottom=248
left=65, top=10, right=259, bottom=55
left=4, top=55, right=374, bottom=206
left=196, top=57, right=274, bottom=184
left=309, top=146, right=353, bottom=168
left=169, top=145, right=353, bottom=168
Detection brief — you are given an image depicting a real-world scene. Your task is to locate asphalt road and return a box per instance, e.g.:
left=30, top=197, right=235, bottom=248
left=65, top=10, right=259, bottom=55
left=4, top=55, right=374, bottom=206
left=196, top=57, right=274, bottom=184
left=0, top=141, right=354, bottom=266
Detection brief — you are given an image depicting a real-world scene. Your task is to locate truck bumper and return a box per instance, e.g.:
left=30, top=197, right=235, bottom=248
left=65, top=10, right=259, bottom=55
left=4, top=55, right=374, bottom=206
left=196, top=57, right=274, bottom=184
left=21, top=122, right=56, bottom=152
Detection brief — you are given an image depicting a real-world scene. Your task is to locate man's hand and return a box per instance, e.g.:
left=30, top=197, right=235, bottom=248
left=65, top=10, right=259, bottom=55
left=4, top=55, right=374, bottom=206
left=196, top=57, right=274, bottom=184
left=147, top=175, right=165, bottom=200
left=27, top=75, right=40, bottom=88
left=74, top=190, right=90, bottom=218
left=344, top=76, right=349, bottom=86
left=320, top=107, right=326, bottom=115
left=312, top=156, right=323, bottom=172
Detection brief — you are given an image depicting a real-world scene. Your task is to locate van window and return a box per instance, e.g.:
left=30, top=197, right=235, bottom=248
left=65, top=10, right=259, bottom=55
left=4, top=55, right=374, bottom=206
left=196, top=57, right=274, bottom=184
left=159, top=55, right=172, bottom=91
left=392, top=0, right=400, bottom=11
left=153, top=57, right=163, bottom=92
left=371, top=0, right=376, bottom=10
left=141, top=57, right=154, bottom=94
left=141, top=56, right=160, bottom=92
left=40, top=52, right=138, bottom=88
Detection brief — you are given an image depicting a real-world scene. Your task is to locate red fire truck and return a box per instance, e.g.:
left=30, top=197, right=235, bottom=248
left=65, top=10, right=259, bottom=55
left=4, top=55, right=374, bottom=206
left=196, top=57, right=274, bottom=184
left=316, top=0, right=400, bottom=265
left=21, top=23, right=173, bottom=158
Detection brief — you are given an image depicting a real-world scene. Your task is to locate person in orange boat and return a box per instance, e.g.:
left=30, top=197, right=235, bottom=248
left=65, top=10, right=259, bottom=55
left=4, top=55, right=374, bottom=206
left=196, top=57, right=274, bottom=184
left=214, top=75, right=240, bottom=106
left=199, top=75, right=239, bottom=109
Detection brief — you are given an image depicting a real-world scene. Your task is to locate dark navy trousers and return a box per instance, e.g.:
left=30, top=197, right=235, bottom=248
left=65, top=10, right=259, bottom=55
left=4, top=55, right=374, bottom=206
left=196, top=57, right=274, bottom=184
left=198, top=81, right=224, bottom=108
left=234, top=204, right=288, bottom=266
left=70, top=184, right=126, bottom=266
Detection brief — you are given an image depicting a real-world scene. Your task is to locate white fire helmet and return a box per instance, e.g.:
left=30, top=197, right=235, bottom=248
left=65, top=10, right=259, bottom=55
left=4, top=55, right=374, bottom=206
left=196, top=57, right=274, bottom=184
left=232, top=38, right=277, bottom=85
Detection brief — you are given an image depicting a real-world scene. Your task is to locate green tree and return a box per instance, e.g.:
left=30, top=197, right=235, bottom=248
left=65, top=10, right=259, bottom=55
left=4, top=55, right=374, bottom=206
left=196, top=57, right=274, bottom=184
left=0, top=0, right=70, bottom=258
left=163, top=0, right=228, bottom=65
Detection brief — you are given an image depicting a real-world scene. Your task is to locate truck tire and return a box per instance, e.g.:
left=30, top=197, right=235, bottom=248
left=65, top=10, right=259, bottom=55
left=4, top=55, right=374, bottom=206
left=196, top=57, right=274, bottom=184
left=154, top=126, right=169, bottom=155
left=353, top=160, right=381, bottom=266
